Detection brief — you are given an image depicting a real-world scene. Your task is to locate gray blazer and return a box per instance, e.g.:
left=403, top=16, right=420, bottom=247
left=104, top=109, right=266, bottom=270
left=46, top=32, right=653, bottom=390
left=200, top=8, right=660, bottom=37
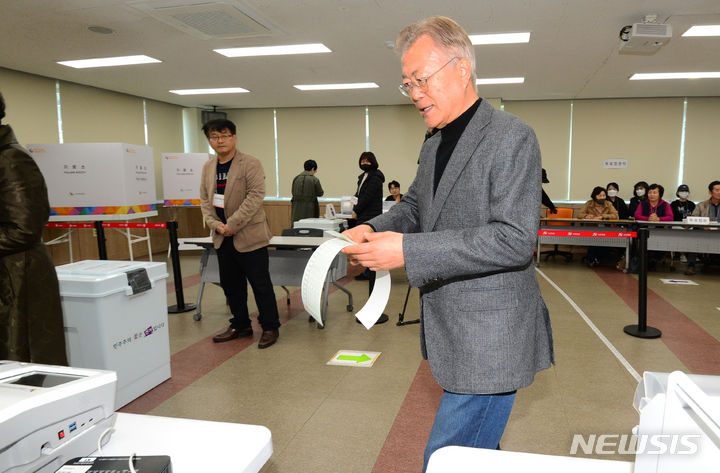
left=369, top=99, right=554, bottom=394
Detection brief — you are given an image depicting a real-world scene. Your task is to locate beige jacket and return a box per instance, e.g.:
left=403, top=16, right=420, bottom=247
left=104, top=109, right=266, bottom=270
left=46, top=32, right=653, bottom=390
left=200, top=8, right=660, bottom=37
left=200, top=151, right=271, bottom=252
left=577, top=200, right=619, bottom=220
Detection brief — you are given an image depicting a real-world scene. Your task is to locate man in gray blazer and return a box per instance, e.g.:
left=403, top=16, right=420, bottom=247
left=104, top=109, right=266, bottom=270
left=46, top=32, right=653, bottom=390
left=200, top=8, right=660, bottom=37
left=342, top=17, right=554, bottom=471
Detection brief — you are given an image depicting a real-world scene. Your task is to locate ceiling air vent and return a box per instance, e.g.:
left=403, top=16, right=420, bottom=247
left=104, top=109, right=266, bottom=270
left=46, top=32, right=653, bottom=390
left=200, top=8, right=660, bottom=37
left=128, top=1, right=280, bottom=39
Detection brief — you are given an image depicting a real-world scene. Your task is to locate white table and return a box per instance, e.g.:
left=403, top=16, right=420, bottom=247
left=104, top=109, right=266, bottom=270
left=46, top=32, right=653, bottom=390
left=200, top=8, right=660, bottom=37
left=95, top=413, right=272, bottom=473
left=182, top=236, right=353, bottom=324
left=47, top=211, right=159, bottom=262
left=427, top=446, right=633, bottom=473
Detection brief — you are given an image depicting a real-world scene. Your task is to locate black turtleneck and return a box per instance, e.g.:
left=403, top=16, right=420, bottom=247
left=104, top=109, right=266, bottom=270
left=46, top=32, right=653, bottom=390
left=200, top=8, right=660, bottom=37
left=429, top=98, right=481, bottom=194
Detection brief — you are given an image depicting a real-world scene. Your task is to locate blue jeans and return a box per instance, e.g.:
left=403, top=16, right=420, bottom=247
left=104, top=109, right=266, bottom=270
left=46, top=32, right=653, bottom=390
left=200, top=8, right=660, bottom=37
left=423, top=390, right=516, bottom=472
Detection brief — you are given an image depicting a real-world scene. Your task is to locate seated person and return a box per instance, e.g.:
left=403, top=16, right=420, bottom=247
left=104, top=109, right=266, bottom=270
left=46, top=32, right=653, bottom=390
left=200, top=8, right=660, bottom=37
left=634, top=183, right=673, bottom=222
left=634, top=183, right=673, bottom=270
left=385, top=180, right=403, bottom=202
left=671, top=184, right=695, bottom=221
left=691, top=180, right=720, bottom=223
left=577, top=186, right=619, bottom=220
left=578, top=187, right=618, bottom=267
left=606, top=182, right=629, bottom=219
left=628, top=180, right=649, bottom=218
left=670, top=184, right=697, bottom=274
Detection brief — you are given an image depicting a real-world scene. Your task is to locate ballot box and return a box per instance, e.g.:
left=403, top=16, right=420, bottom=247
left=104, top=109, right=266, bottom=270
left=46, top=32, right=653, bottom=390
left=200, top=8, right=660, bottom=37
left=56, top=260, right=170, bottom=408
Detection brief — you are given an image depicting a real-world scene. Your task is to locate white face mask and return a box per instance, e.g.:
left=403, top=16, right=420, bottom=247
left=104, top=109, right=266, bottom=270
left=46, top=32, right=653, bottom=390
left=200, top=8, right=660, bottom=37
left=678, top=191, right=689, bottom=199
left=635, top=189, right=646, bottom=197
left=607, top=189, right=618, bottom=198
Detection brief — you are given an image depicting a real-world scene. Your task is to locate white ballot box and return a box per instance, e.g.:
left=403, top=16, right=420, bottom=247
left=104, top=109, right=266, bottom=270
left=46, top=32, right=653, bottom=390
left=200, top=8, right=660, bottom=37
left=56, top=260, right=171, bottom=408
left=161, top=152, right=209, bottom=206
left=28, top=143, right=156, bottom=215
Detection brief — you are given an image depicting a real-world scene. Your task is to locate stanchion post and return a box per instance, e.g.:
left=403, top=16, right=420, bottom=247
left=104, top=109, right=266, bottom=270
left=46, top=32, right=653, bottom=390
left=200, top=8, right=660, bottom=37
left=167, top=220, right=196, bottom=313
left=94, top=221, right=107, bottom=260
left=624, top=226, right=661, bottom=338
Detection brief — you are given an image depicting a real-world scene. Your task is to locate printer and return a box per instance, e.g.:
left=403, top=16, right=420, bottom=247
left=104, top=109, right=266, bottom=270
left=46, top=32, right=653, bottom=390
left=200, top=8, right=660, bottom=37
left=0, top=361, right=117, bottom=473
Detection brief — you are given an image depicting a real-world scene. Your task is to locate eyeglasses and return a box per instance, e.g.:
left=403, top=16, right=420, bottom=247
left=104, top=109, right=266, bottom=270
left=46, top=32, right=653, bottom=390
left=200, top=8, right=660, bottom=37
left=208, top=134, right=233, bottom=142
left=399, top=57, right=459, bottom=97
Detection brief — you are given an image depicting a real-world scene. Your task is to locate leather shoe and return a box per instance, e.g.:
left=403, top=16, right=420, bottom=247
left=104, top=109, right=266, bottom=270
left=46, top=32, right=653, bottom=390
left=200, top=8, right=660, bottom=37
left=258, top=329, right=279, bottom=349
left=212, top=326, right=252, bottom=343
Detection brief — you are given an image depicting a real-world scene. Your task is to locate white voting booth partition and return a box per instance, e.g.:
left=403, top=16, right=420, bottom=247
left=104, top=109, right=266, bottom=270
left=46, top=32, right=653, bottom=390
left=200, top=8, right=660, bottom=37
left=29, top=143, right=158, bottom=261
left=29, top=143, right=156, bottom=214
left=161, top=153, right=209, bottom=207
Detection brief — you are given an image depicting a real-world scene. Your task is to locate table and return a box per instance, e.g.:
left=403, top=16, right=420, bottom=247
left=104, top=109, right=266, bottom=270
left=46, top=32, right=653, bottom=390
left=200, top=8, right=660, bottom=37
left=95, top=413, right=272, bottom=473
left=46, top=211, right=159, bottom=262
left=182, top=236, right=352, bottom=323
left=426, top=446, right=633, bottom=473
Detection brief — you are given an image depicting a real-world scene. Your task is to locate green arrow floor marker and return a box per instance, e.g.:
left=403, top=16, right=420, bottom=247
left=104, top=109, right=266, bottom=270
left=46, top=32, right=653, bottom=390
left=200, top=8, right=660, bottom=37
left=337, top=354, right=372, bottom=363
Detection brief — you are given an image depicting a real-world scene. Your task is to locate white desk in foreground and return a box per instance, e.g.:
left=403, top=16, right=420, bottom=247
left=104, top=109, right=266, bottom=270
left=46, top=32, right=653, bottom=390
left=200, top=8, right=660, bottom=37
left=427, top=446, right=633, bottom=473
left=95, top=413, right=272, bottom=473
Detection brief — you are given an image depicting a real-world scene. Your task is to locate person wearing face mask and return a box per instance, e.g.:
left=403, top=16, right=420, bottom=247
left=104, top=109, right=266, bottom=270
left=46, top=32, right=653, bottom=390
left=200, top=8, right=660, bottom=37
left=577, top=186, right=619, bottom=221
left=628, top=181, right=649, bottom=218
left=606, top=182, right=629, bottom=219
left=671, top=184, right=695, bottom=222
left=634, top=183, right=673, bottom=222
left=577, top=187, right=619, bottom=267
left=352, top=151, right=386, bottom=288
left=670, top=184, right=698, bottom=274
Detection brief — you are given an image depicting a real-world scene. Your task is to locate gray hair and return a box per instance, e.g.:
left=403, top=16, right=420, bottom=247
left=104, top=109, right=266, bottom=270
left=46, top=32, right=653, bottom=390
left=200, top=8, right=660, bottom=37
left=395, top=16, right=477, bottom=91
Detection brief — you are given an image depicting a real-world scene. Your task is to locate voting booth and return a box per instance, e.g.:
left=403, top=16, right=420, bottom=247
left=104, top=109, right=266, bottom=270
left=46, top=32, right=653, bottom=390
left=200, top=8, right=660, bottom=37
left=160, top=152, right=209, bottom=206
left=56, top=261, right=171, bottom=408
left=28, top=143, right=156, bottom=216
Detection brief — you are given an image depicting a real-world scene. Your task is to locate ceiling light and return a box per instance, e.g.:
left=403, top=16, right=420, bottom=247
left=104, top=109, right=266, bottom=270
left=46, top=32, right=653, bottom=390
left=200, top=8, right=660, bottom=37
left=682, top=25, right=720, bottom=36
left=476, top=77, right=525, bottom=85
left=169, top=87, right=249, bottom=95
left=629, top=72, right=720, bottom=80
left=469, top=32, right=530, bottom=45
left=214, top=43, right=331, bottom=57
left=294, top=83, right=379, bottom=91
left=57, top=55, right=160, bottom=68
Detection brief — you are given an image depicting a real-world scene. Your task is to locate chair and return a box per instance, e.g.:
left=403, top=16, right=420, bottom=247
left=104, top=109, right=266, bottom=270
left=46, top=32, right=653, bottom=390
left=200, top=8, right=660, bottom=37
left=540, top=207, right=574, bottom=262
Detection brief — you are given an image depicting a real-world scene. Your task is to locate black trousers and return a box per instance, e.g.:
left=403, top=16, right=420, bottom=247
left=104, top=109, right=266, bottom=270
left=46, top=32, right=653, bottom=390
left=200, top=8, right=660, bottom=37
left=216, top=238, right=280, bottom=331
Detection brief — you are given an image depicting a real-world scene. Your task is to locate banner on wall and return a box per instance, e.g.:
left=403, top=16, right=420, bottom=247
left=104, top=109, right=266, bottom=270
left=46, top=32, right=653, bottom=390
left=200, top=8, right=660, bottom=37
left=161, top=153, right=210, bottom=206
left=28, top=143, right=157, bottom=216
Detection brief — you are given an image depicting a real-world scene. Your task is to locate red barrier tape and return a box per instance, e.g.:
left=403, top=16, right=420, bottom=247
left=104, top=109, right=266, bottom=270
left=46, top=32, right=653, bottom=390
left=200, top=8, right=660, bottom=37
left=539, top=229, right=636, bottom=238
left=46, top=222, right=167, bottom=229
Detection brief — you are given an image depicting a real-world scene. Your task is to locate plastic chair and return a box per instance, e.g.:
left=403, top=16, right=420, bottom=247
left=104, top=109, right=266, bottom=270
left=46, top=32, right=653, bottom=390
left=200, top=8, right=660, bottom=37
left=541, top=207, right=574, bottom=262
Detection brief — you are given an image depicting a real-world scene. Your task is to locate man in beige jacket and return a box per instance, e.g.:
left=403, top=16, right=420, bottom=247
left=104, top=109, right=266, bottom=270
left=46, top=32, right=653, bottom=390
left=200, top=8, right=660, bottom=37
left=199, top=119, right=280, bottom=348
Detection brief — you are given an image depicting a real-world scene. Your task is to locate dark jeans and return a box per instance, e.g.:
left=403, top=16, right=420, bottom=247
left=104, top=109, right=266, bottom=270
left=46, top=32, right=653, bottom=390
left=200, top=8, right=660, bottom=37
left=216, top=238, right=280, bottom=331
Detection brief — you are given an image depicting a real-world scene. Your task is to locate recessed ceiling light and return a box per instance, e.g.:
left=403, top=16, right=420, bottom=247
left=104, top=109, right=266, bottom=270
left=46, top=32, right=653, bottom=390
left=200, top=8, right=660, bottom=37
left=294, top=83, right=379, bottom=91
left=630, top=72, right=720, bottom=80
left=169, top=87, right=250, bottom=95
left=57, top=55, right=161, bottom=68
left=214, top=43, right=331, bottom=57
left=469, top=32, right=531, bottom=45
left=476, top=77, right=525, bottom=85
left=682, top=25, right=720, bottom=37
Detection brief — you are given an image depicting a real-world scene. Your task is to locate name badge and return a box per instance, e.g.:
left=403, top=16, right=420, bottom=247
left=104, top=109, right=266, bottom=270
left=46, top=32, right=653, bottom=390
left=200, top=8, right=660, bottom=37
left=213, top=193, right=225, bottom=208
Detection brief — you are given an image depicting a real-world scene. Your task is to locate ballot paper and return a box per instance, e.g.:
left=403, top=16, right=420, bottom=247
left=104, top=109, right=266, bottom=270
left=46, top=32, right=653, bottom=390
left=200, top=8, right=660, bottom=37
left=301, top=231, right=391, bottom=329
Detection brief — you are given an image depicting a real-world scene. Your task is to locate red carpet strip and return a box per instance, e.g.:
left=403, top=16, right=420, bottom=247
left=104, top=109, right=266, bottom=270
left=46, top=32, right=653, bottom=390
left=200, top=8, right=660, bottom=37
left=371, top=361, right=442, bottom=473
left=593, top=266, right=720, bottom=375
left=120, top=268, right=362, bottom=414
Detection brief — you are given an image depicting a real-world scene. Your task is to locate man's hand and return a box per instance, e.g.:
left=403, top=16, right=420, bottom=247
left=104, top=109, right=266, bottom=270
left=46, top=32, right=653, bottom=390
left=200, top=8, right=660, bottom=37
left=341, top=231, right=405, bottom=271
left=341, top=224, right=373, bottom=265
left=215, top=223, right=236, bottom=237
